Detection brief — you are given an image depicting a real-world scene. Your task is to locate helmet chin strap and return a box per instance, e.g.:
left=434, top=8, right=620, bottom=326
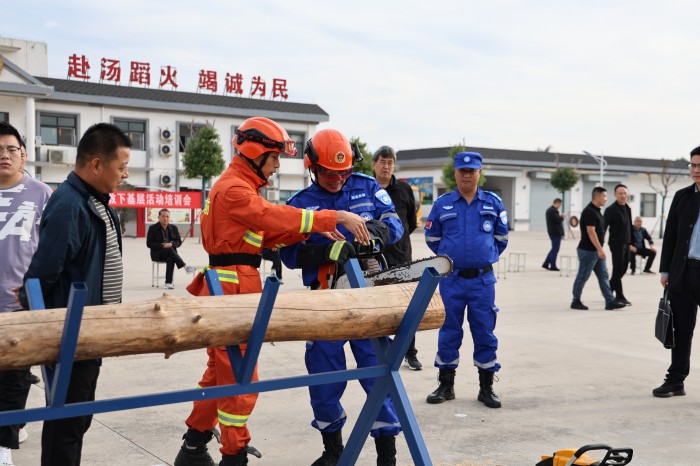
left=241, top=152, right=270, bottom=181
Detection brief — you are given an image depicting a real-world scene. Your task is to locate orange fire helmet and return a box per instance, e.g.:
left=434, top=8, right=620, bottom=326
left=233, top=117, right=297, bottom=159
left=303, top=129, right=362, bottom=171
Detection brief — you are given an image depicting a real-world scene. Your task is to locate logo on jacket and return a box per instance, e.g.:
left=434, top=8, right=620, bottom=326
left=375, top=189, right=392, bottom=205
left=482, top=220, right=493, bottom=232
left=335, top=151, right=346, bottom=164
left=360, top=212, right=373, bottom=221
left=500, top=211, right=508, bottom=225
left=351, top=193, right=366, bottom=200
left=425, top=220, right=432, bottom=229
left=442, top=205, right=453, bottom=210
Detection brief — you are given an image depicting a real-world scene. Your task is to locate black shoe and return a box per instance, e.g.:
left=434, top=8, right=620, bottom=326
left=174, top=429, right=220, bottom=466
left=605, top=301, right=626, bottom=310
left=570, top=301, right=589, bottom=311
left=542, top=264, right=550, bottom=270
left=630, top=270, right=636, bottom=275
left=653, top=380, right=685, bottom=398
left=617, top=297, right=632, bottom=306
left=477, top=369, right=502, bottom=409
left=311, top=430, right=343, bottom=466
left=375, top=436, right=397, bottom=466
left=26, top=372, right=41, bottom=385
left=550, top=267, right=561, bottom=272
left=404, top=355, right=422, bottom=370
left=644, top=270, right=656, bottom=275
left=426, top=370, right=455, bottom=404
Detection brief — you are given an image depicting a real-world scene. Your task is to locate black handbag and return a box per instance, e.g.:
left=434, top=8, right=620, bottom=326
left=655, top=289, right=674, bottom=349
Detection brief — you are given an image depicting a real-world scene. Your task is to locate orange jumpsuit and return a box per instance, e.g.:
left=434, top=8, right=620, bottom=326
left=184, top=156, right=338, bottom=455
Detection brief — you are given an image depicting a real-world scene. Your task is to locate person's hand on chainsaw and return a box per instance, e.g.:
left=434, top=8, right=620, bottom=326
left=365, top=219, right=390, bottom=243
left=296, top=241, right=357, bottom=268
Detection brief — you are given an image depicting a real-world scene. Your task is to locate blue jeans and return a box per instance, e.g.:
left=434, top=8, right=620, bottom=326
left=572, top=248, right=615, bottom=305
left=544, top=235, right=562, bottom=268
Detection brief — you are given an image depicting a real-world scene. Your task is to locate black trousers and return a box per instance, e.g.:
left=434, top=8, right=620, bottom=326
left=152, top=248, right=186, bottom=284
left=608, top=242, right=629, bottom=299
left=41, top=363, right=100, bottom=466
left=630, top=247, right=656, bottom=272
left=0, top=368, right=31, bottom=449
left=667, top=267, right=700, bottom=383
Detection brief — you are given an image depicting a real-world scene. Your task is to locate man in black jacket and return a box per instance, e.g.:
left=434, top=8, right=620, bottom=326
left=629, top=216, right=656, bottom=274
left=604, top=184, right=634, bottom=305
left=373, top=146, right=421, bottom=370
left=542, top=198, right=565, bottom=271
left=653, top=147, right=700, bottom=398
left=146, top=208, right=195, bottom=288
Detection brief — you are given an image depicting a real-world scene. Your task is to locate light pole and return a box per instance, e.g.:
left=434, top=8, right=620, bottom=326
left=582, top=150, right=607, bottom=187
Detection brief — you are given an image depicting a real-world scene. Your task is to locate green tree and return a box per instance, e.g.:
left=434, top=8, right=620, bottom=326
left=350, top=136, right=374, bottom=175
left=549, top=166, right=579, bottom=211
left=647, top=159, right=679, bottom=238
left=442, top=145, right=486, bottom=191
left=181, top=124, right=226, bottom=209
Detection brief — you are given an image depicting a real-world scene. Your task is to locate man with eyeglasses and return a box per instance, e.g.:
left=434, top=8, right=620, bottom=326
left=425, top=152, right=508, bottom=409
left=653, top=147, right=700, bottom=398
left=0, top=122, right=53, bottom=466
left=281, top=129, right=404, bottom=466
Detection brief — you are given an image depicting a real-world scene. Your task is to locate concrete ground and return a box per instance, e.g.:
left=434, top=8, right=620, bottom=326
left=12, top=230, right=698, bottom=466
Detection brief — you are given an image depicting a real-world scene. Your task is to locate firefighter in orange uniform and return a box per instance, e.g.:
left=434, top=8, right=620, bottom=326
left=174, top=117, right=370, bottom=466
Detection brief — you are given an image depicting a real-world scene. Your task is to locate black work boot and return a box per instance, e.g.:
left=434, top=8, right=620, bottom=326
left=174, top=428, right=220, bottom=466
left=477, top=369, right=502, bottom=408
left=374, top=435, right=397, bottom=466
left=311, top=430, right=344, bottom=466
left=426, top=369, right=456, bottom=404
left=219, top=445, right=262, bottom=466
left=652, top=379, right=686, bottom=398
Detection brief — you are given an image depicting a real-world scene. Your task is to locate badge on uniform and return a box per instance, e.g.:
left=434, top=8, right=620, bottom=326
left=500, top=211, right=508, bottom=225
left=425, top=220, right=432, bottom=229
left=442, top=205, right=453, bottom=210
left=376, top=189, right=392, bottom=205
left=360, top=212, right=372, bottom=221
left=482, top=220, right=493, bottom=232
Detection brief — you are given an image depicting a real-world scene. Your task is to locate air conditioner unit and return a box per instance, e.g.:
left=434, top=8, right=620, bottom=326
left=159, top=174, right=173, bottom=187
left=159, top=144, right=173, bottom=156
left=267, top=189, right=280, bottom=202
left=160, top=128, right=172, bottom=141
left=49, top=149, right=68, bottom=164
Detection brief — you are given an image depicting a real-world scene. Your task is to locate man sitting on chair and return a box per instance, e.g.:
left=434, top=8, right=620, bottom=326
left=147, top=208, right=195, bottom=288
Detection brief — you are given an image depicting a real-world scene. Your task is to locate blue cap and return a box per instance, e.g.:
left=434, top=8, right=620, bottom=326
left=454, top=151, right=482, bottom=169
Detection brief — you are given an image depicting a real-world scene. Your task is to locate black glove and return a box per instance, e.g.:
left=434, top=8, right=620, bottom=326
left=297, top=241, right=356, bottom=269
left=365, top=219, right=390, bottom=243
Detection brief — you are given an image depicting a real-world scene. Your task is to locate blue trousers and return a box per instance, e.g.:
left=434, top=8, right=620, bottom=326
left=572, top=248, right=615, bottom=306
left=544, top=235, right=562, bottom=268
left=435, top=271, right=500, bottom=372
left=305, top=338, right=400, bottom=438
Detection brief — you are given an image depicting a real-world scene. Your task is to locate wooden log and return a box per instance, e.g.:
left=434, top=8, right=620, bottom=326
left=0, top=283, right=444, bottom=370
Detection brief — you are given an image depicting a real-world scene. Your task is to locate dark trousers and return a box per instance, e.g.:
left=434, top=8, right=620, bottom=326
left=630, top=247, right=656, bottom=273
left=608, top=242, right=629, bottom=299
left=261, top=248, right=282, bottom=279
left=667, top=267, right=700, bottom=383
left=152, top=248, right=186, bottom=284
left=0, top=368, right=31, bottom=449
left=41, top=363, right=100, bottom=466
left=544, top=235, right=562, bottom=268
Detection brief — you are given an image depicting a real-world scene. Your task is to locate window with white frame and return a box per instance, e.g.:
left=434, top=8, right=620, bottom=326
left=114, top=118, right=146, bottom=150
left=640, top=193, right=656, bottom=217
left=40, top=113, right=77, bottom=146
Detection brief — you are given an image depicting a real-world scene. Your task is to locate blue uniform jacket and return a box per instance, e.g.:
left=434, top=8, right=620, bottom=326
left=424, top=188, right=508, bottom=270
left=281, top=173, right=404, bottom=286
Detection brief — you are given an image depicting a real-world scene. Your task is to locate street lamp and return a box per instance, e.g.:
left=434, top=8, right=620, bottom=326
left=582, top=150, right=607, bottom=187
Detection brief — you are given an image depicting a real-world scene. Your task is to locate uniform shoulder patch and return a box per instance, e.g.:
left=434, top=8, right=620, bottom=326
left=375, top=188, right=393, bottom=206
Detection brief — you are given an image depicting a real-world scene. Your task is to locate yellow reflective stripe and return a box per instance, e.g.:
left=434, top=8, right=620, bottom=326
left=217, top=409, right=250, bottom=427
left=299, top=209, right=314, bottom=234
left=274, top=243, right=286, bottom=248
left=204, top=266, right=239, bottom=284
left=202, top=198, right=211, bottom=216
left=328, top=241, right=346, bottom=261
left=243, top=230, right=263, bottom=247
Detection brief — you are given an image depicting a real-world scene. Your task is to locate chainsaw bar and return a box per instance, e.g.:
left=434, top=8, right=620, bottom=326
left=333, top=254, right=453, bottom=289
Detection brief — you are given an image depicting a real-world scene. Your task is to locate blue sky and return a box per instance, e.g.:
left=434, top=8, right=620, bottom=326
left=5, top=1, right=699, bottom=159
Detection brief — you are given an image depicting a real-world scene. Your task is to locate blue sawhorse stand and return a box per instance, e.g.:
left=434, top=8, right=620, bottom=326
left=2, top=259, right=440, bottom=465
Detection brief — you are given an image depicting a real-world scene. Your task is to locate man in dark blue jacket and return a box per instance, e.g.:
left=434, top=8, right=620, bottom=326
left=20, top=123, right=131, bottom=466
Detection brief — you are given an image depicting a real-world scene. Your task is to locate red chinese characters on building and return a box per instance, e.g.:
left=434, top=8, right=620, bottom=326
left=100, top=58, right=121, bottom=83
left=250, top=76, right=266, bottom=98
left=159, top=66, right=178, bottom=89
left=198, top=70, right=218, bottom=92
left=129, top=61, right=151, bottom=86
left=224, top=72, right=244, bottom=95
left=67, top=54, right=91, bottom=80
left=272, top=78, right=289, bottom=100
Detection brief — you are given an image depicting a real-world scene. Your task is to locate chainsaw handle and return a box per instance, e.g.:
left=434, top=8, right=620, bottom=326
left=565, top=444, right=633, bottom=466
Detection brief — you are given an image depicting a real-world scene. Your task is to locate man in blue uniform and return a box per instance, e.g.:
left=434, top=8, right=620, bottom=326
left=281, top=129, right=404, bottom=466
left=424, top=152, right=508, bottom=408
